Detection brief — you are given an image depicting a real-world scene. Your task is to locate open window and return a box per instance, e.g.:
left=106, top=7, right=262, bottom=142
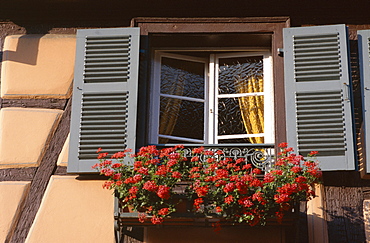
left=149, top=51, right=274, bottom=145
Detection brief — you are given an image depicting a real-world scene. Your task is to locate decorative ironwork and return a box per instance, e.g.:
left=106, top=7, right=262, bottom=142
left=157, top=143, right=275, bottom=170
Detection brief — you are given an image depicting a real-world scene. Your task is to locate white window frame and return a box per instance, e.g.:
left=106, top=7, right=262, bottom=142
left=149, top=50, right=274, bottom=144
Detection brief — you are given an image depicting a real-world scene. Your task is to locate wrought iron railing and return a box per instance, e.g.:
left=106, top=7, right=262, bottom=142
left=156, top=143, right=275, bottom=170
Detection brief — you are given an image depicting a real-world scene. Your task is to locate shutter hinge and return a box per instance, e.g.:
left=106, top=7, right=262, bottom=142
left=277, top=48, right=284, bottom=57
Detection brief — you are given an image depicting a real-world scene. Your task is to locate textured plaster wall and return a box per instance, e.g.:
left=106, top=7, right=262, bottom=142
left=1, top=34, right=75, bottom=99
left=0, top=181, right=30, bottom=242
left=0, top=107, right=63, bottom=168
left=25, top=176, right=114, bottom=243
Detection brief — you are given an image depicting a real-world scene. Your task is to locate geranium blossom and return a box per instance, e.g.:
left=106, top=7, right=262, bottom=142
left=157, top=185, right=171, bottom=199
left=143, top=181, right=158, bottom=192
left=94, top=144, right=321, bottom=227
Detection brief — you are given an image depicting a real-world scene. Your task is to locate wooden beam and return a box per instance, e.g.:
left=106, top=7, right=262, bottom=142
left=0, top=98, right=67, bottom=110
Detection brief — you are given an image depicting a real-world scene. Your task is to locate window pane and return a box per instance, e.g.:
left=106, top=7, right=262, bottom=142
left=218, top=97, right=247, bottom=136
left=159, top=97, right=204, bottom=141
left=218, top=56, right=263, bottom=95
left=218, top=96, right=264, bottom=138
left=161, top=57, right=205, bottom=99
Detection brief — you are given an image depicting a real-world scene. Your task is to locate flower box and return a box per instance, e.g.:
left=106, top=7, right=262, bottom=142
left=95, top=143, right=321, bottom=227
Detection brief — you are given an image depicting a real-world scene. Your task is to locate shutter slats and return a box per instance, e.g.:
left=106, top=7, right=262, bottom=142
left=80, top=143, right=126, bottom=148
left=298, top=133, right=345, bottom=138
left=78, top=92, right=129, bottom=160
left=298, top=128, right=344, bottom=133
left=82, top=115, right=127, bottom=120
left=294, top=50, right=339, bottom=58
left=294, top=60, right=340, bottom=67
left=299, top=143, right=346, bottom=148
left=298, top=118, right=344, bottom=124
left=297, top=113, right=342, bottom=119
left=79, top=134, right=126, bottom=140
left=68, top=26, right=140, bottom=173
left=297, top=104, right=342, bottom=109
left=84, top=76, right=128, bottom=82
left=299, top=148, right=345, bottom=154
left=295, top=90, right=346, bottom=156
left=86, top=43, right=130, bottom=48
left=81, top=111, right=128, bottom=116
left=298, top=123, right=343, bottom=129
left=295, top=65, right=341, bottom=72
left=86, top=36, right=130, bottom=41
left=80, top=130, right=126, bottom=135
left=83, top=34, right=132, bottom=84
left=86, top=47, right=130, bottom=52
left=295, top=74, right=341, bottom=82
left=294, top=47, right=339, bottom=53
left=85, top=61, right=130, bottom=66
left=297, top=109, right=343, bottom=114
left=292, top=32, right=342, bottom=83
left=298, top=137, right=344, bottom=142
left=284, top=24, right=355, bottom=170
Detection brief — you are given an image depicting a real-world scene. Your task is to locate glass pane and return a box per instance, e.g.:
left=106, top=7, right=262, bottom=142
left=159, top=97, right=204, bottom=141
left=218, top=97, right=246, bottom=136
left=218, top=56, right=263, bottom=95
left=218, top=95, right=264, bottom=143
left=161, top=57, right=205, bottom=99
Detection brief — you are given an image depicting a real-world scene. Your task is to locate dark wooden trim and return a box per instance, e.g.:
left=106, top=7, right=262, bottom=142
left=272, top=20, right=289, bottom=145
left=8, top=99, right=71, bottom=243
left=131, top=17, right=291, bottom=26
left=0, top=98, right=68, bottom=110
left=0, top=167, right=37, bottom=181
left=132, top=17, right=290, bottom=35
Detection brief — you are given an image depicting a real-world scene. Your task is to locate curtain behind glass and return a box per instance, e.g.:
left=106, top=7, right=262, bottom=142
left=236, top=76, right=264, bottom=143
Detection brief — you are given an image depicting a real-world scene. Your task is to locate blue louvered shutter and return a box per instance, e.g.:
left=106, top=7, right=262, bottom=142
left=283, top=24, right=356, bottom=171
left=68, top=28, right=140, bottom=173
left=358, top=30, right=370, bottom=174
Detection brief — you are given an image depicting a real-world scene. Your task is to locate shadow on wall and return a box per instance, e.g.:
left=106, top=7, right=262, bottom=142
left=3, top=35, right=43, bottom=65
left=324, top=205, right=366, bottom=243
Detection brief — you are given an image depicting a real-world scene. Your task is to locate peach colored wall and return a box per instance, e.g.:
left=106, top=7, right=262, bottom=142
left=0, top=108, right=63, bottom=168
left=0, top=181, right=30, bottom=242
left=26, top=176, right=114, bottom=243
left=1, top=34, right=75, bottom=99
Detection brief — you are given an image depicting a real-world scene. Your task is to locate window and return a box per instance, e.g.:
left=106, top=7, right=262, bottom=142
left=67, top=18, right=357, bottom=173
left=149, top=51, right=274, bottom=145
